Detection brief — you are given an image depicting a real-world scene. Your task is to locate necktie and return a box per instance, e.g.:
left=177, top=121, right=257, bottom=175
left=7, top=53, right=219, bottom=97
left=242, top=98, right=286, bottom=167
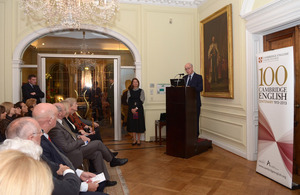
left=62, top=120, right=77, bottom=140
left=48, top=136, right=51, bottom=142
left=187, top=75, right=192, bottom=86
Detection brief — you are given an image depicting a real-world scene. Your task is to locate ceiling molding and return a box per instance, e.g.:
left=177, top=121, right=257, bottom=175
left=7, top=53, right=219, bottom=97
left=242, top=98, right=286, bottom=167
left=119, top=0, right=207, bottom=8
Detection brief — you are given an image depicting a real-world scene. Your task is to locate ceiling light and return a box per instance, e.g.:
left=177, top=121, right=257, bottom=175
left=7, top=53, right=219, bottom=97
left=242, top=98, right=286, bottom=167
left=20, top=0, right=119, bottom=29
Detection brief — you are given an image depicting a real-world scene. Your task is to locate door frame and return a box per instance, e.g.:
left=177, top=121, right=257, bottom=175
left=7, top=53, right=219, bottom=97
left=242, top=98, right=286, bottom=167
left=38, top=53, right=122, bottom=141
left=241, top=0, right=300, bottom=160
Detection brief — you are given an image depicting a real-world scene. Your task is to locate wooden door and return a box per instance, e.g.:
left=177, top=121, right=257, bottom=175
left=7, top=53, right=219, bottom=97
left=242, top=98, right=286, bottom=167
left=264, top=26, right=300, bottom=184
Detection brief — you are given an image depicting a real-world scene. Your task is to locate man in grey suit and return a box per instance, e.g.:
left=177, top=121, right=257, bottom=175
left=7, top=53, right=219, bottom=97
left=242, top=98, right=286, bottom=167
left=33, top=103, right=127, bottom=186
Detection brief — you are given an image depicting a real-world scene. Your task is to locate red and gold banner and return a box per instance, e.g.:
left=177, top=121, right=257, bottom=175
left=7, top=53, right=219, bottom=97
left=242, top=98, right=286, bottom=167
left=256, top=46, right=294, bottom=189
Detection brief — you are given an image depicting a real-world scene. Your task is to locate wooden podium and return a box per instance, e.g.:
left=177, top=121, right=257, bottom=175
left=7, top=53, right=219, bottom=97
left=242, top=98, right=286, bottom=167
left=166, top=87, right=198, bottom=158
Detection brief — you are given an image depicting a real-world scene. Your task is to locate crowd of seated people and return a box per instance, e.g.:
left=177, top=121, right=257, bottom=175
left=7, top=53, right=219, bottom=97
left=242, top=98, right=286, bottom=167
left=0, top=101, right=29, bottom=141
left=0, top=98, right=128, bottom=195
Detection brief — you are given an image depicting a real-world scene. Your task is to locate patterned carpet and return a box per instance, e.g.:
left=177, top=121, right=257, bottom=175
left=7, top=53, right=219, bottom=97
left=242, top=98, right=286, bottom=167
left=104, top=162, right=129, bottom=195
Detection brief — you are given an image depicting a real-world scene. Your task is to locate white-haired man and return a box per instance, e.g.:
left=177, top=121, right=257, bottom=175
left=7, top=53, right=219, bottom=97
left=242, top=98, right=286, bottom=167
left=6, top=117, right=108, bottom=195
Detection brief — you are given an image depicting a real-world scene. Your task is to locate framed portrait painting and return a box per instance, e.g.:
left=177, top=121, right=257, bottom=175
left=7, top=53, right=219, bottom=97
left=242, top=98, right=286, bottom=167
left=200, top=4, right=233, bottom=98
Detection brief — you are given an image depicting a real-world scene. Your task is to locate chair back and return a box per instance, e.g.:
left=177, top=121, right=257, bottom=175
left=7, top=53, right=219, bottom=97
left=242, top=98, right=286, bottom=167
left=160, top=113, right=166, bottom=122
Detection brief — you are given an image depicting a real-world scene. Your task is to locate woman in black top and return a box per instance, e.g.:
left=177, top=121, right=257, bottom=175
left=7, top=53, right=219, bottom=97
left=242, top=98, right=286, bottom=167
left=127, top=78, right=146, bottom=145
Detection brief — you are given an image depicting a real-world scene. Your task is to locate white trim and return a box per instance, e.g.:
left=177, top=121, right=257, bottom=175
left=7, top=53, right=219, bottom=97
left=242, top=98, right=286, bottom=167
left=240, top=0, right=255, bottom=16
left=242, top=0, right=300, bottom=160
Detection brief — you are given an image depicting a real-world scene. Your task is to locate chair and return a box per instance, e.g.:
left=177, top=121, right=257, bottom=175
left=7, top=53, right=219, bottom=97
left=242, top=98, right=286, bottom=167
left=155, top=113, right=166, bottom=145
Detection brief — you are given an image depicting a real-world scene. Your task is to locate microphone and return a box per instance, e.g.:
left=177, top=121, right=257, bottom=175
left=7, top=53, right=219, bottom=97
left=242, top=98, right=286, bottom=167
left=179, top=73, right=184, bottom=76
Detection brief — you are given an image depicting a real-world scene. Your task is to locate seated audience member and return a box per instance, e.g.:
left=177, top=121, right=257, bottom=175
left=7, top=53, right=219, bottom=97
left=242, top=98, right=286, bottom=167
left=5, top=117, right=107, bottom=195
left=0, top=105, right=6, bottom=142
left=14, top=101, right=28, bottom=117
left=0, top=102, right=17, bottom=140
left=1, top=102, right=17, bottom=121
left=25, top=98, right=37, bottom=117
left=32, top=103, right=119, bottom=190
left=0, top=142, right=53, bottom=195
left=38, top=103, right=127, bottom=183
left=63, top=98, right=102, bottom=141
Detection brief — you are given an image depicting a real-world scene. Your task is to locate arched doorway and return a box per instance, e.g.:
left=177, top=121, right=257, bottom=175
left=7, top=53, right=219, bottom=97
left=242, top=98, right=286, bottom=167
left=12, top=25, right=142, bottom=141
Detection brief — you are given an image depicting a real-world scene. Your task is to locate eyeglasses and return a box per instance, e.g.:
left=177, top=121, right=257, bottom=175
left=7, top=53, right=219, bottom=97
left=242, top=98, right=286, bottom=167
left=32, top=129, right=43, bottom=136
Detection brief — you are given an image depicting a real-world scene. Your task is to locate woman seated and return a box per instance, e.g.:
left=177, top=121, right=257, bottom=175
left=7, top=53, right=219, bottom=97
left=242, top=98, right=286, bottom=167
left=14, top=101, right=28, bottom=117
left=61, top=98, right=102, bottom=141
left=0, top=102, right=18, bottom=141
left=25, top=98, right=37, bottom=117
left=0, top=105, right=6, bottom=142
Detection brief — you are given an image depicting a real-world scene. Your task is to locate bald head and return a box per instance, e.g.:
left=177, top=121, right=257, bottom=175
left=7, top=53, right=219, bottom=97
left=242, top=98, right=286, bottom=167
left=32, top=103, right=58, bottom=133
left=184, top=63, right=194, bottom=75
left=6, top=117, right=42, bottom=145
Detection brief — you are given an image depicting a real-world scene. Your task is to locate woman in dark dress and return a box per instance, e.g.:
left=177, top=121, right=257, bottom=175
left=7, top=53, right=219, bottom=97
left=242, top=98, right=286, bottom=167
left=127, top=78, right=146, bottom=146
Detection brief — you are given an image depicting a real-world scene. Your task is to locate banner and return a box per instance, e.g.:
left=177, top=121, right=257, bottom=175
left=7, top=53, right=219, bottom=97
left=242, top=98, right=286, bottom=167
left=256, top=46, right=294, bottom=189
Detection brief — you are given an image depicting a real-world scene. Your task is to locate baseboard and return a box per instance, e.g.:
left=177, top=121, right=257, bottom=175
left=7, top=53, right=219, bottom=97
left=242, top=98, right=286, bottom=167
left=200, top=136, right=247, bottom=159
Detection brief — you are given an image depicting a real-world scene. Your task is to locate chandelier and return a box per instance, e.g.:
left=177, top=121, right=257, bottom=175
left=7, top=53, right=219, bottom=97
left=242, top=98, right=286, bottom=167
left=72, top=31, right=97, bottom=71
left=20, top=0, right=119, bottom=29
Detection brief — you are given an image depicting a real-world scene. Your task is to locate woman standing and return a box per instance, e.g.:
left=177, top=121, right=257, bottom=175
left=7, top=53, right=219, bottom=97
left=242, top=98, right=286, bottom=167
left=127, top=78, right=146, bottom=146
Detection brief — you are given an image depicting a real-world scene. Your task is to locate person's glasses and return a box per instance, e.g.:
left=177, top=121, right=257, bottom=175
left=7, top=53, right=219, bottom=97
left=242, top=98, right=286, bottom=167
left=32, top=129, right=43, bottom=136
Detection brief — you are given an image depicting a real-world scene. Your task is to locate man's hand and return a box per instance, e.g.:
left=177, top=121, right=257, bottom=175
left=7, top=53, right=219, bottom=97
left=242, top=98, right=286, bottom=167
left=78, top=135, right=90, bottom=143
left=30, top=92, right=36, bottom=95
left=87, top=182, right=99, bottom=192
left=56, top=164, right=70, bottom=175
left=80, top=171, right=96, bottom=182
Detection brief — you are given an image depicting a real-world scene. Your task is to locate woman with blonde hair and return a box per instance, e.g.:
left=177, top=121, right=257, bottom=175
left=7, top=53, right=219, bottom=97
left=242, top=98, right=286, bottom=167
left=0, top=149, right=53, bottom=195
left=1, top=102, right=16, bottom=120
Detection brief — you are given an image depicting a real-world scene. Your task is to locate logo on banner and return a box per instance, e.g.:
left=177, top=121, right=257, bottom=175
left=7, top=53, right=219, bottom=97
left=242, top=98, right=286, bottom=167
left=258, top=52, right=290, bottom=105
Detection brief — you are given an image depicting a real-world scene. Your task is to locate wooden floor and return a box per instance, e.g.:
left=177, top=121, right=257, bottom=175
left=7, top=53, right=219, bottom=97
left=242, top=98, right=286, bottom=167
left=102, top=134, right=300, bottom=195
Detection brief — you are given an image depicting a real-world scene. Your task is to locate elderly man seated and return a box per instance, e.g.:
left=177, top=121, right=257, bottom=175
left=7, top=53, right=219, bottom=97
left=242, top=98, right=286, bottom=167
left=32, top=103, right=128, bottom=187
left=5, top=116, right=108, bottom=195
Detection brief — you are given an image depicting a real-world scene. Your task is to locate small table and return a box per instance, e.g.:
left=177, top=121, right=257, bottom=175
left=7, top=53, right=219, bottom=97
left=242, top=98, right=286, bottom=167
left=155, top=120, right=166, bottom=145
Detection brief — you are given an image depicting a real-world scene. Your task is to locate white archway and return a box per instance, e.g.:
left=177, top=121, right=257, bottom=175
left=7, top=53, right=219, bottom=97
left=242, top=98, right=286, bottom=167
left=12, top=25, right=142, bottom=103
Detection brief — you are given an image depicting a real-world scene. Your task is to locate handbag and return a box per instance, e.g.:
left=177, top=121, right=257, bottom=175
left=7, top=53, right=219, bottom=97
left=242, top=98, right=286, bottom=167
left=133, top=112, right=139, bottom=119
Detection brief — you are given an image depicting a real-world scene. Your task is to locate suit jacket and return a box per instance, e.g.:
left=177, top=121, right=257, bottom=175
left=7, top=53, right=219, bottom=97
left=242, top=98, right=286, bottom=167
left=22, top=82, right=45, bottom=103
left=183, top=73, right=203, bottom=107
left=49, top=121, right=85, bottom=168
left=41, top=135, right=75, bottom=170
left=41, top=154, right=81, bottom=195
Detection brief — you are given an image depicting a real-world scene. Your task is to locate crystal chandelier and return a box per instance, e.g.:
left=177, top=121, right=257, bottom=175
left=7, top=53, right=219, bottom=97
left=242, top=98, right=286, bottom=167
left=20, top=0, right=119, bottom=29
left=72, top=31, right=97, bottom=71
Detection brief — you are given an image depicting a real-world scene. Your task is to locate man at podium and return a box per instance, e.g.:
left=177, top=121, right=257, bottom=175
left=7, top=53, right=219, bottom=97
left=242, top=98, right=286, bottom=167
left=183, top=63, right=203, bottom=137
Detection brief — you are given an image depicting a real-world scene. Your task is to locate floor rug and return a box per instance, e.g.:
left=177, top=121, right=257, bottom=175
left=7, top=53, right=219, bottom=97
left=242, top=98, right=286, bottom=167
left=104, top=162, right=129, bottom=195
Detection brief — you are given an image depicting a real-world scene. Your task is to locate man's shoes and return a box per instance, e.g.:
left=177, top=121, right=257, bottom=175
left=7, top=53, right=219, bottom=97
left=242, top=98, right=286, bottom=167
left=112, top=152, right=118, bottom=157
left=105, top=180, right=117, bottom=187
left=110, top=158, right=128, bottom=167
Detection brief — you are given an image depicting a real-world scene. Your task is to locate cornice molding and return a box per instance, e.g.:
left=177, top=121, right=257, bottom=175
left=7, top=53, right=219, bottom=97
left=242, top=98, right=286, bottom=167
left=119, top=0, right=207, bottom=8
left=241, top=0, right=300, bottom=34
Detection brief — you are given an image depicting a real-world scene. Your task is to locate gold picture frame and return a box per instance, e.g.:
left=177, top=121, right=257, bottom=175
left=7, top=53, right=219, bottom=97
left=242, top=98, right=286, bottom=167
left=200, top=4, right=233, bottom=98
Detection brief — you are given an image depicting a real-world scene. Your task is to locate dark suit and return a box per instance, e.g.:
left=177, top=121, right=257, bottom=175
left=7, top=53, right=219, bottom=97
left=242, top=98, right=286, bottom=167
left=41, top=155, right=81, bottom=195
left=41, top=135, right=107, bottom=194
left=183, top=73, right=203, bottom=136
left=49, top=121, right=113, bottom=180
left=41, top=135, right=75, bottom=169
left=22, top=82, right=45, bottom=103
left=107, top=83, right=114, bottom=124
